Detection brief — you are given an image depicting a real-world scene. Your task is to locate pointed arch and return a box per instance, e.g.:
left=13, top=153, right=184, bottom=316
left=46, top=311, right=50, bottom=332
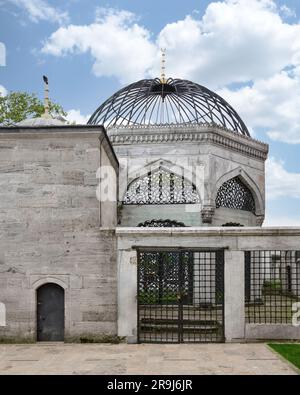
left=214, top=168, right=264, bottom=215
left=216, top=177, right=255, bottom=213
left=32, top=277, right=68, bottom=290
left=126, top=158, right=196, bottom=187
left=122, top=165, right=201, bottom=205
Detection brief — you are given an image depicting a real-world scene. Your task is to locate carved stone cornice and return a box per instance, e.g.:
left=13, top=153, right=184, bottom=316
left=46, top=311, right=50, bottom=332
left=108, top=124, right=269, bottom=160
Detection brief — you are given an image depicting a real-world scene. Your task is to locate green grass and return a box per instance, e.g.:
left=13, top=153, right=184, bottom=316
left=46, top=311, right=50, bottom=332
left=268, top=343, right=300, bottom=370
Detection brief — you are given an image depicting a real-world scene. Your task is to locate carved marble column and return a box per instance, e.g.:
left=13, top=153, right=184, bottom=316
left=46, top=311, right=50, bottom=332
left=201, top=205, right=215, bottom=224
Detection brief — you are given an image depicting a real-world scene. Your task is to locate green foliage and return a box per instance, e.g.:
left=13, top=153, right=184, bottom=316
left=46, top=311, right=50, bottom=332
left=269, top=343, right=300, bottom=370
left=263, top=280, right=282, bottom=289
left=0, top=91, right=66, bottom=126
left=263, top=280, right=282, bottom=294
left=138, top=291, right=178, bottom=305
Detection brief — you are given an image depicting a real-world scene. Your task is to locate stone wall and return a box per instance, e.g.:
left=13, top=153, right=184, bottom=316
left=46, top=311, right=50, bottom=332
left=109, top=125, right=268, bottom=227
left=117, top=227, right=300, bottom=343
left=0, top=126, right=118, bottom=341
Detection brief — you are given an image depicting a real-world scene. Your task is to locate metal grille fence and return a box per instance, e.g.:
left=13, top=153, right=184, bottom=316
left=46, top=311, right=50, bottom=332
left=245, top=250, right=300, bottom=324
left=137, top=249, right=224, bottom=343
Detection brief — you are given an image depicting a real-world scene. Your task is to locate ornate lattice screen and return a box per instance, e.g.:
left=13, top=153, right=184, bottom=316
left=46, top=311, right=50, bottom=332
left=216, top=177, right=255, bottom=213
left=123, top=168, right=200, bottom=205
left=138, top=219, right=186, bottom=227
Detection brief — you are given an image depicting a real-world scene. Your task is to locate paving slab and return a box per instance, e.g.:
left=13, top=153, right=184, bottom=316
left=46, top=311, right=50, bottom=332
left=0, top=343, right=297, bottom=375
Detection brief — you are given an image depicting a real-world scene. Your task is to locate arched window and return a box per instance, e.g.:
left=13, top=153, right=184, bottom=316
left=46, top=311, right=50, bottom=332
left=216, top=177, right=255, bottom=213
left=123, top=167, right=200, bottom=205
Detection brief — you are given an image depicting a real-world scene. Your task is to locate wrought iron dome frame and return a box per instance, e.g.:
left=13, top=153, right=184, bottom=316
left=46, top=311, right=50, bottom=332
left=88, top=78, right=250, bottom=136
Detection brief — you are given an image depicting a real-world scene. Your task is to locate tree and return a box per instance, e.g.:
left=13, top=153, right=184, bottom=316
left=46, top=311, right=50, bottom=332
left=0, top=91, right=67, bottom=126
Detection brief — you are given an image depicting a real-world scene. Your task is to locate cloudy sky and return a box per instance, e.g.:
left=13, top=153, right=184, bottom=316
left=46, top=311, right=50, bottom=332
left=1, top=0, right=300, bottom=226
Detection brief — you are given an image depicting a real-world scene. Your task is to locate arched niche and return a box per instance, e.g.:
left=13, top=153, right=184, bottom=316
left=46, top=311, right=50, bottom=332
left=123, top=166, right=201, bottom=205
left=214, top=168, right=264, bottom=216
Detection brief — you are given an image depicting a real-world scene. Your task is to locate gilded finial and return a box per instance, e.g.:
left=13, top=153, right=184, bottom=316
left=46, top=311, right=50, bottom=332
left=160, top=48, right=166, bottom=84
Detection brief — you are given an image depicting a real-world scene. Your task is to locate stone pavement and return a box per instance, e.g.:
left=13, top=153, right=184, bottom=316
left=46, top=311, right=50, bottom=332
left=0, top=343, right=297, bottom=375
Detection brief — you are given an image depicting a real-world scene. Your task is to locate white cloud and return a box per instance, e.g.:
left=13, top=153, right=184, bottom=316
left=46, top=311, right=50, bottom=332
left=0, top=43, right=6, bottom=66
left=280, top=5, right=296, bottom=18
left=43, top=1, right=300, bottom=86
left=263, top=156, right=300, bottom=227
left=155, top=0, right=300, bottom=87
left=264, top=215, right=300, bottom=227
left=66, top=109, right=90, bottom=125
left=41, top=1, right=300, bottom=143
left=0, top=85, right=7, bottom=96
left=218, top=71, right=300, bottom=144
left=8, top=0, right=69, bottom=24
left=42, top=8, right=156, bottom=83
left=266, top=157, right=300, bottom=200
left=40, top=0, right=300, bottom=86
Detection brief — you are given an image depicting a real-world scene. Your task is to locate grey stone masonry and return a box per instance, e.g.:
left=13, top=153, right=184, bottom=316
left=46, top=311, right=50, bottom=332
left=0, top=125, right=118, bottom=341
left=117, top=227, right=300, bottom=342
left=109, top=124, right=268, bottom=227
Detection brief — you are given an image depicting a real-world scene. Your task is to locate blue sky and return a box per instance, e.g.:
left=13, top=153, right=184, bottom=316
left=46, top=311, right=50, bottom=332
left=1, top=0, right=300, bottom=226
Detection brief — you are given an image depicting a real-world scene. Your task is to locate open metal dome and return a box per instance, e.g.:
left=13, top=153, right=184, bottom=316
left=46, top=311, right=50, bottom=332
left=88, top=78, right=250, bottom=136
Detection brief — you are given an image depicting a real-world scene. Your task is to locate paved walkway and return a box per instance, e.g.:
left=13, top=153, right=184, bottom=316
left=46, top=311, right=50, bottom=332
left=0, top=343, right=297, bottom=375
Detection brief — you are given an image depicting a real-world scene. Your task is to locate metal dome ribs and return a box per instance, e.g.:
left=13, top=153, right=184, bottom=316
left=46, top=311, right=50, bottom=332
left=88, top=78, right=250, bottom=136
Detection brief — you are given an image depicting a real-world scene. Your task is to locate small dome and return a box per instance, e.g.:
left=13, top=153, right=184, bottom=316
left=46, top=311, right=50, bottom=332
left=16, top=115, right=67, bottom=127
left=88, top=78, right=250, bottom=136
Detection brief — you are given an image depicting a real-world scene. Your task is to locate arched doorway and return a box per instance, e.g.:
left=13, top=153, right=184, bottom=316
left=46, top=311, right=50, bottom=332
left=37, top=283, right=65, bottom=341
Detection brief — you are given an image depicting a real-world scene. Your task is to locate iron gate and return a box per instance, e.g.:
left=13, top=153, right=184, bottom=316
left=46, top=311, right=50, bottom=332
left=137, top=249, right=225, bottom=343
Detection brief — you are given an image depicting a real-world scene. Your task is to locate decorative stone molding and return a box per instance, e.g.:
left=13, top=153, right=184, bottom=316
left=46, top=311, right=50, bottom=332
left=30, top=276, right=69, bottom=290
left=116, top=227, right=300, bottom=237
left=201, top=206, right=215, bottom=224
left=108, top=125, right=268, bottom=160
left=255, top=215, right=265, bottom=227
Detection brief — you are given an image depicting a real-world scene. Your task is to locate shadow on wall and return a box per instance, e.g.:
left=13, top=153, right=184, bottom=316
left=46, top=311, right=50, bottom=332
left=0, top=303, right=6, bottom=327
